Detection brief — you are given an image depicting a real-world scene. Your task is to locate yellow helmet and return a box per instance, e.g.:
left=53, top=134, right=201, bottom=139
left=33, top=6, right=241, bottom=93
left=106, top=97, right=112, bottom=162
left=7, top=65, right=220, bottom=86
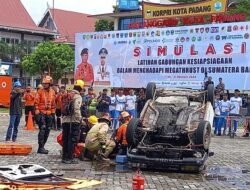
left=88, top=115, right=98, bottom=125
left=74, top=80, right=84, bottom=89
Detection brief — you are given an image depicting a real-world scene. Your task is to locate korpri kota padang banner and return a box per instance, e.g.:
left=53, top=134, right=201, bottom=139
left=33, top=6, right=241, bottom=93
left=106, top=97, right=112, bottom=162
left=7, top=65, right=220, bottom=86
left=75, top=21, right=250, bottom=89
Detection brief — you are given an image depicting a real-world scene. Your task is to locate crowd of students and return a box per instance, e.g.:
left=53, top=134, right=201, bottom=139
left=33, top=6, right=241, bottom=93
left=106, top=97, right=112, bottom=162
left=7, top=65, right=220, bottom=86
left=213, top=89, right=249, bottom=137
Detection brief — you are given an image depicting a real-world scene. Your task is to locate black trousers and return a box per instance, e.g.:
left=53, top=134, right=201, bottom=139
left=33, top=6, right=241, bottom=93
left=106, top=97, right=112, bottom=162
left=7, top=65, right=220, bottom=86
left=25, top=106, right=34, bottom=125
left=36, top=114, right=53, bottom=149
left=62, top=122, right=80, bottom=160
left=56, top=109, right=62, bottom=129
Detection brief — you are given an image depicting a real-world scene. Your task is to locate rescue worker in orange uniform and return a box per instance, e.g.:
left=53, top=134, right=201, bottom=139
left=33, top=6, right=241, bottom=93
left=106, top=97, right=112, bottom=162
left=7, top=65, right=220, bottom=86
left=55, top=86, right=66, bottom=130
left=75, top=48, right=94, bottom=86
left=23, top=86, right=35, bottom=127
left=115, top=111, right=131, bottom=155
left=35, top=76, right=56, bottom=154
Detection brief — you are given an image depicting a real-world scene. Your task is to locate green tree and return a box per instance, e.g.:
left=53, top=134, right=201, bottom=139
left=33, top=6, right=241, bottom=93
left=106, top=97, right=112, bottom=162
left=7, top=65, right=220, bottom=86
left=95, top=19, right=114, bottom=31
left=22, top=41, right=74, bottom=80
left=229, top=0, right=250, bottom=20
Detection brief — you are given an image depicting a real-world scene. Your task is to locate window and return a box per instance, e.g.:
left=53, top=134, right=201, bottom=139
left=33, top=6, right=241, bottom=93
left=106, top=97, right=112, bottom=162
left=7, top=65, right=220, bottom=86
left=61, top=78, right=68, bottom=85
left=6, top=38, right=10, bottom=44
left=15, top=39, right=19, bottom=44
left=119, top=17, right=143, bottom=30
left=11, top=39, right=14, bottom=44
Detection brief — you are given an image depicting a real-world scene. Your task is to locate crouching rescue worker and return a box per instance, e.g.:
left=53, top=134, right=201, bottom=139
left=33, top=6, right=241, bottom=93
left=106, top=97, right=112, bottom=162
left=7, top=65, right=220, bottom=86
left=115, top=111, right=131, bottom=155
left=85, top=113, right=115, bottom=161
left=79, top=115, right=98, bottom=143
left=61, top=80, right=84, bottom=164
left=35, top=76, right=55, bottom=154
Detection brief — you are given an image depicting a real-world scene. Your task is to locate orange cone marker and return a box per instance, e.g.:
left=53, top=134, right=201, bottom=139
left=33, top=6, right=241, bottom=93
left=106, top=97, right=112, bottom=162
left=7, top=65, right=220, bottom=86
left=26, top=111, right=35, bottom=131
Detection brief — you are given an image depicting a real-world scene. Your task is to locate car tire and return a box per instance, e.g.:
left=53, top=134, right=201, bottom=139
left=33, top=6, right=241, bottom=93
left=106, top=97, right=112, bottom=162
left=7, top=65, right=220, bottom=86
left=207, top=84, right=214, bottom=106
left=195, top=121, right=211, bottom=151
left=146, top=82, right=156, bottom=101
left=126, top=118, right=143, bottom=147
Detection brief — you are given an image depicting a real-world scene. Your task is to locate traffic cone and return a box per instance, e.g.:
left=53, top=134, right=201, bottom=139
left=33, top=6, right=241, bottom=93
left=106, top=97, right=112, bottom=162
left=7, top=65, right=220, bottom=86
left=26, top=111, right=35, bottom=131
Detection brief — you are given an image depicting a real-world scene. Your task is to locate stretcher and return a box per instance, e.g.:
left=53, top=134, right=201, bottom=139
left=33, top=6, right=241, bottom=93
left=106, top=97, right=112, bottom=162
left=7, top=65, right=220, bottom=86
left=0, top=144, right=32, bottom=155
left=57, top=132, right=84, bottom=158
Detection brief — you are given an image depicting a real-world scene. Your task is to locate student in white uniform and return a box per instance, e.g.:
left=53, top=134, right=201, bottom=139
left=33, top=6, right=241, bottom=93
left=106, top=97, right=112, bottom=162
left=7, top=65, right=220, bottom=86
left=230, top=89, right=242, bottom=134
left=125, top=89, right=137, bottom=118
left=214, top=94, right=221, bottom=135
left=109, top=89, right=116, bottom=129
left=114, top=88, right=126, bottom=129
left=218, top=94, right=231, bottom=135
left=94, top=48, right=113, bottom=86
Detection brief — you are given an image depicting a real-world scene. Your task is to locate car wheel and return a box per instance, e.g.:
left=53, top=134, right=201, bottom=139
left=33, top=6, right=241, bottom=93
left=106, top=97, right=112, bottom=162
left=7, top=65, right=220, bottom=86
left=207, top=84, right=214, bottom=106
left=146, top=82, right=156, bottom=101
left=126, top=118, right=144, bottom=147
left=195, top=121, right=211, bottom=151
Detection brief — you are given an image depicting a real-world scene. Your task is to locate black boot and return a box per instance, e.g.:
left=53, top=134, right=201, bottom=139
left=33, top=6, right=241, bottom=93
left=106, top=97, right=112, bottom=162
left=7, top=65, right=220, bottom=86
left=37, top=147, right=49, bottom=154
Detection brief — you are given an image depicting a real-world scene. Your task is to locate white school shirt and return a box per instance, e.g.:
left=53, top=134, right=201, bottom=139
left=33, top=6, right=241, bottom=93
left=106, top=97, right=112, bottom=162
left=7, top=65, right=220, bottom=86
left=109, top=96, right=116, bottom=111
left=115, top=95, right=126, bottom=111
left=126, top=95, right=137, bottom=110
left=220, top=100, right=231, bottom=113
left=214, top=100, right=221, bottom=115
left=230, top=97, right=242, bottom=114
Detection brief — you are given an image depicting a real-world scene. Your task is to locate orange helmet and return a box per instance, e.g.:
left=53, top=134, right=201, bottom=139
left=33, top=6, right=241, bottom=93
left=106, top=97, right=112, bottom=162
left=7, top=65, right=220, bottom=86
left=42, top=76, right=53, bottom=84
left=121, top=111, right=130, bottom=118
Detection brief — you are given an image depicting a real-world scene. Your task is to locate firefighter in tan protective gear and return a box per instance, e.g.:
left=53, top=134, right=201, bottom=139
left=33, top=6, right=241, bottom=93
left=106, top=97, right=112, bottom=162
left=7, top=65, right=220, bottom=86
left=35, top=76, right=55, bottom=154
left=85, top=113, right=115, bottom=161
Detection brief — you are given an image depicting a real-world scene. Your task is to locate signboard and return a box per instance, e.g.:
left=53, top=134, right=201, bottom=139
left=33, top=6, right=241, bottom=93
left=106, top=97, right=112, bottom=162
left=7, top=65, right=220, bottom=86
left=75, top=21, right=250, bottom=89
left=143, top=0, right=228, bottom=20
left=119, top=0, right=139, bottom=11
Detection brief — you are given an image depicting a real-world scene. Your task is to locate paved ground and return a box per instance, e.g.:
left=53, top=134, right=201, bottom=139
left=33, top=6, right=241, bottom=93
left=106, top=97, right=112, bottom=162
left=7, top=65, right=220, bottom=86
left=0, top=114, right=250, bottom=190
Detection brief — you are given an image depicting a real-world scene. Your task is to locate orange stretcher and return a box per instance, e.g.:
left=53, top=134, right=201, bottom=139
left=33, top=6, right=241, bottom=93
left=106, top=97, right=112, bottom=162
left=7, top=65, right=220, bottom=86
left=0, top=144, right=32, bottom=155
left=57, top=132, right=84, bottom=158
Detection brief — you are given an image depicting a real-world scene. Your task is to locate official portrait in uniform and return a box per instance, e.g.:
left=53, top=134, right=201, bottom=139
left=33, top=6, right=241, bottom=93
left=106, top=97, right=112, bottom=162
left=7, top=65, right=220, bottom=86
left=94, top=48, right=113, bottom=86
left=75, top=48, right=94, bottom=86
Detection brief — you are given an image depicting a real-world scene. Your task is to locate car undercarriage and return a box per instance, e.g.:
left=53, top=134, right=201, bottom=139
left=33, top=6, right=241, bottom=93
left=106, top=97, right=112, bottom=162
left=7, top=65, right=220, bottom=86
left=126, top=83, right=215, bottom=172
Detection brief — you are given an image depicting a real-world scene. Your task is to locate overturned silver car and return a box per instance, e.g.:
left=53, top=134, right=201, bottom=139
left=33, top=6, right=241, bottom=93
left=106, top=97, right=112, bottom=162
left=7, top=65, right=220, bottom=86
left=126, top=82, right=215, bottom=172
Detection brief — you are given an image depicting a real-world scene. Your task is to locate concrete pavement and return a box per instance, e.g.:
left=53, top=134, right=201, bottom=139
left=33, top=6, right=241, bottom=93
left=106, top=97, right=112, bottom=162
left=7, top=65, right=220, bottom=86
left=0, top=114, right=249, bottom=190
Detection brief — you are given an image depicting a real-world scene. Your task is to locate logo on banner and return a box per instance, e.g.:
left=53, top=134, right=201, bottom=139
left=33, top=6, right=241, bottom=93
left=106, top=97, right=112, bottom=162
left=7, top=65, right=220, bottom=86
left=211, top=27, right=219, bottom=33
left=214, top=1, right=223, bottom=11
left=1, top=82, right=6, bottom=88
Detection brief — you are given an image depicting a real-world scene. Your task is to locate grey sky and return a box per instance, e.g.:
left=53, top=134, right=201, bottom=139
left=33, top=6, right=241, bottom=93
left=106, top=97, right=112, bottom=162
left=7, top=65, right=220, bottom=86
left=21, top=0, right=160, bottom=24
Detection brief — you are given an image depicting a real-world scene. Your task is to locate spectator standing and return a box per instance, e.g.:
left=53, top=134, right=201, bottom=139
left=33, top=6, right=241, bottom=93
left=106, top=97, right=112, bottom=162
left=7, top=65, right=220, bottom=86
left=61, top=80, right=84, bottom=164
left=204, top=76, right=214, bottom=90
left=243, top=94, right=250, bottom=137
left=215, top=78, right=225, bottom=99
left=114, top=88, right=126, bottom=129
left=230, top=89, right=242, bottom=134
left=55, top=86, right=66, bottom=131
left=125, top=89, right=137, bottom=118
left=23, top=86, right=35, bottom=127
left=80, top=88, right=88, bottom=118
left=214, top=94, right=221, bottom=135
left=109, top=89, right=116, bottom=129
left=137, top=89, right=146, bottom=118
left=218, top=94, right=231, bottom=136
left=6, top=81, right=23, bottom=142
left=88, top=92, right=97, bottom=116
left=97, top=89, right=111, bottom=117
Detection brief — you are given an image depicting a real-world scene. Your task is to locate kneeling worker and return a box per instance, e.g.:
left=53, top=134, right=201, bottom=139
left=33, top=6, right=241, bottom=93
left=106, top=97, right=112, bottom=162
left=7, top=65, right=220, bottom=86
left=85, top=113, right=115, bottom=161
left=115, top=111, right=131, bottom=155
left=61, top=80, right=84, bottom=164
left=79, top=115, right=98, bottom=143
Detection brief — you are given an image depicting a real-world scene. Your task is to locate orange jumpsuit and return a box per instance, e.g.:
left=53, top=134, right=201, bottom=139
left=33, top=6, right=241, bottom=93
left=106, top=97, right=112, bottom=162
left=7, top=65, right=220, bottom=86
left=116, top=123, right=128, bottom=146
left=75, top=62, right=94, bottom=86
left=35, top=88, right=56, bottom=150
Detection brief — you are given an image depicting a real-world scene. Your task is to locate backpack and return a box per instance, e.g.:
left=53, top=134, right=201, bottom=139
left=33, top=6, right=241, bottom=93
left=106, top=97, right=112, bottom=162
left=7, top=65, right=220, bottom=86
left=61, top=91, right=76, bottom=116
